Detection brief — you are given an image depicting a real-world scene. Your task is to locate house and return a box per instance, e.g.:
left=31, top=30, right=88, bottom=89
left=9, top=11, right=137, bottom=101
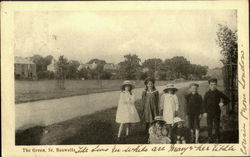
left=91, top=61, right=98, bottom=69
left=78, top=61, right=98, bottom=71
left=103, top=63, right=117, bottom=71
left=104, top=63, right=120, bottom=75
left=14, top=56, right=37, bottom=79
left=47, top=59, right=57, bottom=72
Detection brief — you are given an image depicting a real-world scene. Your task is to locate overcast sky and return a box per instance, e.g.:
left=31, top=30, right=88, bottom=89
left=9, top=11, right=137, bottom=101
left=14, top=10, right=237, bottom=68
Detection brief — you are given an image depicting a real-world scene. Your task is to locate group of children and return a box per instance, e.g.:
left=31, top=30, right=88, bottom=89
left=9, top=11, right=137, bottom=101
left=115, top=78, right=229, bottom=144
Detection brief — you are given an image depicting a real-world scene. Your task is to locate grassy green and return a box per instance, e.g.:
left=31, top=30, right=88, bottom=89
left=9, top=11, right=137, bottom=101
left=15, top=80, right=169, bottom=104
left=15, top=81, right=238, bottom=145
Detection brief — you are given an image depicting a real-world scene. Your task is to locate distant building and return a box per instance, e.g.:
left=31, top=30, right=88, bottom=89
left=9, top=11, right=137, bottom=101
left=47, top=59, right=57, bottom=72
left=104, top=63, right=120, bottom=76
left=142, top=67, right=149, bottom=73
left=14, top=56, right=37, bottom=79
left=104, top=63, right=117, bottom=71
left=91, top=61, right=98, bottom=69
left=78, top=61, right=98, bottom=71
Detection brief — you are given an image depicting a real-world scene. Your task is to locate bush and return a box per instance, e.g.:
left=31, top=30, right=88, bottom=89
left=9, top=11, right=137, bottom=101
left=101, top=71, right=112, bottom=79
left=37, top=71, right=55, bottom=80
left=48, top=71, right=55, bottom=79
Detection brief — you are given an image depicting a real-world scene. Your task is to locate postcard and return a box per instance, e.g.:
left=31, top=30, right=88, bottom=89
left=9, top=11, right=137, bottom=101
left=1, top=1, right=249, bottom=156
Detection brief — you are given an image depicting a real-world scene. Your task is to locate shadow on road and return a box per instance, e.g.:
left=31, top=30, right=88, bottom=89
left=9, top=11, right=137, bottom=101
left=16, top=126, right=45, bottom=145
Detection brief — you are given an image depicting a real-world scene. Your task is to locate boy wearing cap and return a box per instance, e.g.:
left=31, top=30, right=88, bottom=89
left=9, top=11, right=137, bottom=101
left=185, top=83, right=203, bottom=143
left=203, top=78, right=230, bottom=143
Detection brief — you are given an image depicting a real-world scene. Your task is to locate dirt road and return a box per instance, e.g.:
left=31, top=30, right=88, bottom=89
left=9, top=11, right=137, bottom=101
left=16, top=81, right=205, bottom=130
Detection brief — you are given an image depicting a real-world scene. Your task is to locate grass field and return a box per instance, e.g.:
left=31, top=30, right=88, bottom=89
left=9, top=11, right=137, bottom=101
left=15, top=81, right=238, bottom=145
left=15, top=80, right=170, bottom=104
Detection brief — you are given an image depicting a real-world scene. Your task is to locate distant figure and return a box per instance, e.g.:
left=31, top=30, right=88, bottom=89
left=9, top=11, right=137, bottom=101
left=141, top=77, right=160, bottom=133
left=115, top=80, right=140, bottom=141
left=160, top=84, right=179, bottom=125
left=185, top=83, right=204, bottom=143
left=203, top=78, right=230, bottom=143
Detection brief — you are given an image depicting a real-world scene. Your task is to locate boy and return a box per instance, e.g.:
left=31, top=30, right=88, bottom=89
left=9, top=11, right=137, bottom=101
left=185, top=83, right=203, bottom=143
left=203, top=78, right=230, bottom=143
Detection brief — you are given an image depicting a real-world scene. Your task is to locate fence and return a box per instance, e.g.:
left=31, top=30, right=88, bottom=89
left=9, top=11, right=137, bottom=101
left=222, top=62, right=238, bottom=116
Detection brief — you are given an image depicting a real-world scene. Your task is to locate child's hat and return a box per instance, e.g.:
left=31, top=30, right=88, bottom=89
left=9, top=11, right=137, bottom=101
left=189, top=83, right=199, bottom=88
left=144, top=77, right=155, bottom=85
left=121, top=80, right=135, bottom=89
left=173, top=117, right=184, bottom=124
left=163, top=84, right=178, bottom=92
left=208, top=78, right=218, bottom=84
left=151, top=116, right=166, bottom=124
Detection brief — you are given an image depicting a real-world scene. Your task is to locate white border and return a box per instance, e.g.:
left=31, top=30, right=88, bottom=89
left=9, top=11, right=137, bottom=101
left=1, top=1, right=249, bottom=156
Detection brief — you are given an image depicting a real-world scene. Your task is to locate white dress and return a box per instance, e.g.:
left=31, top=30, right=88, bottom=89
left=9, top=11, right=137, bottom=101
left=115, top=91, right=140, bottom=123
left=160, top=93, right=179, bottom=124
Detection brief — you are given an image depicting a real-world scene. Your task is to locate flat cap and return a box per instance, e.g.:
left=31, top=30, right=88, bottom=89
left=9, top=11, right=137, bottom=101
left=208, top=78, right=218, bottom=83
left=189, top=83, right=199, bottom=87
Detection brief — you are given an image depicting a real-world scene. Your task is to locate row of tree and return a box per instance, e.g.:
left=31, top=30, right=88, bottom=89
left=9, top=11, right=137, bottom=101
left=31, top=54, right=208, bottom=80
left=117, top=55, right=208, bottom=80
left=30, top=55, right=81, bottom=79
left=56, top=57, right=114, bottom=80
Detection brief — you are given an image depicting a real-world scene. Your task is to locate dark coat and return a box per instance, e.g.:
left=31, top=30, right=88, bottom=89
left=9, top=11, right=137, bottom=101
left=203, top=89, right=230, bottom=116
left=185, top=93, right=203, bottom=115
left=171, top=126, right=191, bottom=143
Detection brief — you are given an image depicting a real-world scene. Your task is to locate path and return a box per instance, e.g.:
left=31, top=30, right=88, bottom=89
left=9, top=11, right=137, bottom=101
left=16, top=81, right=205, bottom=130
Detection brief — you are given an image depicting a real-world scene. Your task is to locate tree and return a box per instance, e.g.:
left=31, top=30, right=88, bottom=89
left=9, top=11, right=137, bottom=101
left=44, top=55, right=53, bottom=66
left=190, top=64, right=208, bottom=79
left=118, top=54, right=141, bottom=79
left=216, top=24, right=238, bottom=114
left=55, top=56, right=69, bottom=89
left=67, top=60, right=80, bottom=79
left=171, top=56, right=191, bottom=78
left=31, top=55, right=45, bottom=72
left=88, top=69, right=99, bottom=79
left=78, top=68, right=89, bottom=79
left=86, top=58, right=107, bottom=80
left=142, top=58, right=163, bottom=79
left=31, top=55, right=54, bottom=78
left=216, top=24, right=237, bottom=64
left=101, top=71, right=112, bottom=79
left=163, top=56, right=191, bottom=79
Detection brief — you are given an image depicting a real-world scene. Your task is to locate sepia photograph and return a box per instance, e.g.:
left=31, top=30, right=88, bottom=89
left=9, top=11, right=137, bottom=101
left=14, top=9, right=238, bottom=145
left=1, top=1, right=249, bottom=157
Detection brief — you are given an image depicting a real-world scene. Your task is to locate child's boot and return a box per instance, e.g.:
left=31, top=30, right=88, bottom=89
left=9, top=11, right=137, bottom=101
left=190, top=129, right=195, bottom=143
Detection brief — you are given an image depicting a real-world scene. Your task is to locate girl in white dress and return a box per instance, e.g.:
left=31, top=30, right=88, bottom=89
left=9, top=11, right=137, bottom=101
left=116, top=80, right=140, bottom=140
left=160, top=84, right=179, bottom=125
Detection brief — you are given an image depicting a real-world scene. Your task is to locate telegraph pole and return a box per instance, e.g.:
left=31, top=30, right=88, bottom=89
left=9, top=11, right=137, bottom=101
left=154, top=58, right=157, bottom=79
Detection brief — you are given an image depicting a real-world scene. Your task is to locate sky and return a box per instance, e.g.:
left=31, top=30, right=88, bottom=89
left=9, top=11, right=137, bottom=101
left=14, top=10, right=237, bottom=68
